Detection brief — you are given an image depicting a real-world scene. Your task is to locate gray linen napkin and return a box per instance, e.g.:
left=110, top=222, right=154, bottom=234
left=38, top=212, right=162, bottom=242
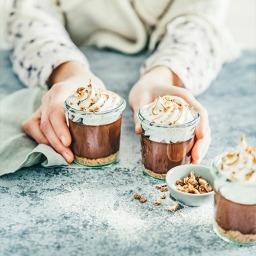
left=0, top=88, right=68, bottom=176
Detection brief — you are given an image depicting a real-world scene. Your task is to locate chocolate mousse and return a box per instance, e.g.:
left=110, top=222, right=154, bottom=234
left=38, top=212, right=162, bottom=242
left=138, top=95, right=200, bottom=179
left=214, top=191, right=256, bottom=243
left=65, top=83, right=126, bottom=167
left=69, top=117, right=122, bottom=166
left=141, top=134, right=194, bottom=179
left=212, top=136, right=256, bottom=245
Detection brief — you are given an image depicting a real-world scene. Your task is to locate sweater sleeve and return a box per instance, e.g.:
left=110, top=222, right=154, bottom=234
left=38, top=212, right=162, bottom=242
left=7, top=0, right=89, bottom=89
left=141, top=0, right=239, bottom=96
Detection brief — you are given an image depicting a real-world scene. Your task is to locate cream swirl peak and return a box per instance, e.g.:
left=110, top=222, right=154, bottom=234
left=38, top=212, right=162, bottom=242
left=220, top=136, right=256, bottom=183
left=141, top=95, right=194, bottom=125
left=67, top=82, right=121, bottom=112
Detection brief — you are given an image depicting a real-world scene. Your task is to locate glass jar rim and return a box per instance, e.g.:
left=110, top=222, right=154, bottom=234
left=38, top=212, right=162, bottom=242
left=137, top=105, right=200, bottom=129
left=64, top=96, right=126, bottom=116
left=211, top=153, right=256, bottom=187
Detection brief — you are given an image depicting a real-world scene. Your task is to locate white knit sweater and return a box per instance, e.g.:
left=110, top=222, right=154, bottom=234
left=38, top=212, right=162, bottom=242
left=2, top=0, right=238, bottom=95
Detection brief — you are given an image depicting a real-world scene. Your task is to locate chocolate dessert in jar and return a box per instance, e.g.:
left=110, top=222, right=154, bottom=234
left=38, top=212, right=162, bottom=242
left=138, top=96, right=200, bottom=180
left=211, top=136, right=256, bottom=246
left=65, top=82, right=126, bottom=167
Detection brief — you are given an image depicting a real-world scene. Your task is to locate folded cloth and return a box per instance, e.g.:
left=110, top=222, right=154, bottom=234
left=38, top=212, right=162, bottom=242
left=0, top=88, right=68, bottom=176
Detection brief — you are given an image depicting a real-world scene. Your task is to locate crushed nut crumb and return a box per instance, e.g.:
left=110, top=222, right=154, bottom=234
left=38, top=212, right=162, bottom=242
left=179, top=213, right=185, bottom=218
left=166, top=202, right=179, bottom=212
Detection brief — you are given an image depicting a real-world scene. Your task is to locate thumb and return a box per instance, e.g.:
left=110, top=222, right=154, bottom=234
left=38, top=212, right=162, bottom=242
left=134, top=112, right=142, bottom=134
left=130, top=92, right=152, bottom=134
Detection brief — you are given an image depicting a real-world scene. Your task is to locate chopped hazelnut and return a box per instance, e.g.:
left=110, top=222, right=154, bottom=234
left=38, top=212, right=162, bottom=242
left=176, top=179, right=184, bottom=186
left=154, top=200, right=161, bottom=206
left=160, top=194, right=166, bottom=199
left=198, top=178, right=208, bottom=186
left=160, top=187, right=168, bottom=192
left=184, top=177, right=189, bottom=184
left=155, top=184, right=167, bottom=190
left=133, top=194, right=141, bottom=200
left=139, top=198, right=147, bottom=203
left=192, top=187, right=200, bottom=194
left=199, top=186, right=207, bottom=194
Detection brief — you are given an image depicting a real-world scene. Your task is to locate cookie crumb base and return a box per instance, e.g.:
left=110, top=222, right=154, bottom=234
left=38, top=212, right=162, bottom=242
left=214, top=221, right=256, bottom=245
left=75, top=152, right=118, bottom=167
left=143, top=167, right=166, bottom=180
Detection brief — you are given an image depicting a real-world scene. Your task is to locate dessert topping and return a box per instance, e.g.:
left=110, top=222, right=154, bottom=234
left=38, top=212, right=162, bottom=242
left=220, top=136, right=256, bottom=183
left=140, top=95, right=194, bottom=125
left=67, top=81, right=121, bottom=112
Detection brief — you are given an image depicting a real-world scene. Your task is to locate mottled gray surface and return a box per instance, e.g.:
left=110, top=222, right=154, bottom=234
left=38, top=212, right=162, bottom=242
left=0, top=48, right=256, bottom=256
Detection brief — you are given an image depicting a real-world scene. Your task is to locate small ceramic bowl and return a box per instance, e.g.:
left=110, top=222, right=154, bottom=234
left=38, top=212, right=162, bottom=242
left=166, top=164, right=214, bottom=207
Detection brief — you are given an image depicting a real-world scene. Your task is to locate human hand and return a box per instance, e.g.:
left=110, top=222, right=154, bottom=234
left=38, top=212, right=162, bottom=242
left=129, top=66, right=211, bottom=164
left=22, top=62, right=105, bottom=163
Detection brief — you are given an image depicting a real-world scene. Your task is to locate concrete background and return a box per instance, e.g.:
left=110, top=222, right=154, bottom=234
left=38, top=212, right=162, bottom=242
left=0, top=48, right=255, bottom=256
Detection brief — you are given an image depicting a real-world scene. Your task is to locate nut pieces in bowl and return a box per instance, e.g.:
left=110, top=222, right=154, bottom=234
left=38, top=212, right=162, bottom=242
left=166, top=164, right=214, bottom=207
left=176, top=171, right=213, bottom=194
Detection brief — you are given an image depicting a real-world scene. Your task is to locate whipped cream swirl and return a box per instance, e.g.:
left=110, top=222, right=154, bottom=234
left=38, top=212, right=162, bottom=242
left=220, top=136, right=256, bottom=183
left=67, top=83, right=121, bottom=112
left=65, top=82, right=125, bottom=125
left=140, top=96, right=194, bottom=125
left=138, top=96, right=199, bottom=143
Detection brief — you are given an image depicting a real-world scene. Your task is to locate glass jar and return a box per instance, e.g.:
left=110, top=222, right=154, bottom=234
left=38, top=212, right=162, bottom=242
left=65, top=98, right=126, bottom=167
left=211, top=155, right=256, bottom=246
left=138, top=106, right=200, bottom=180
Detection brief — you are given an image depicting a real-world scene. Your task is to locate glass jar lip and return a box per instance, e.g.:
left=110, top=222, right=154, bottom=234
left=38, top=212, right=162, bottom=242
left=137, top=105, right=200, bottom=129
left=64, top=96, right=126, bottom=115
left=211, top=153, right=256, bottom=187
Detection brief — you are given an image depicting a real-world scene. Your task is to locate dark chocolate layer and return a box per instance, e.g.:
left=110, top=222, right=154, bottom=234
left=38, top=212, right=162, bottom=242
left=141, top=135, right=194, bottom=174
left=215, top=191, right=256, bottom=234
left=69, top=117, right=122, bottom=159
